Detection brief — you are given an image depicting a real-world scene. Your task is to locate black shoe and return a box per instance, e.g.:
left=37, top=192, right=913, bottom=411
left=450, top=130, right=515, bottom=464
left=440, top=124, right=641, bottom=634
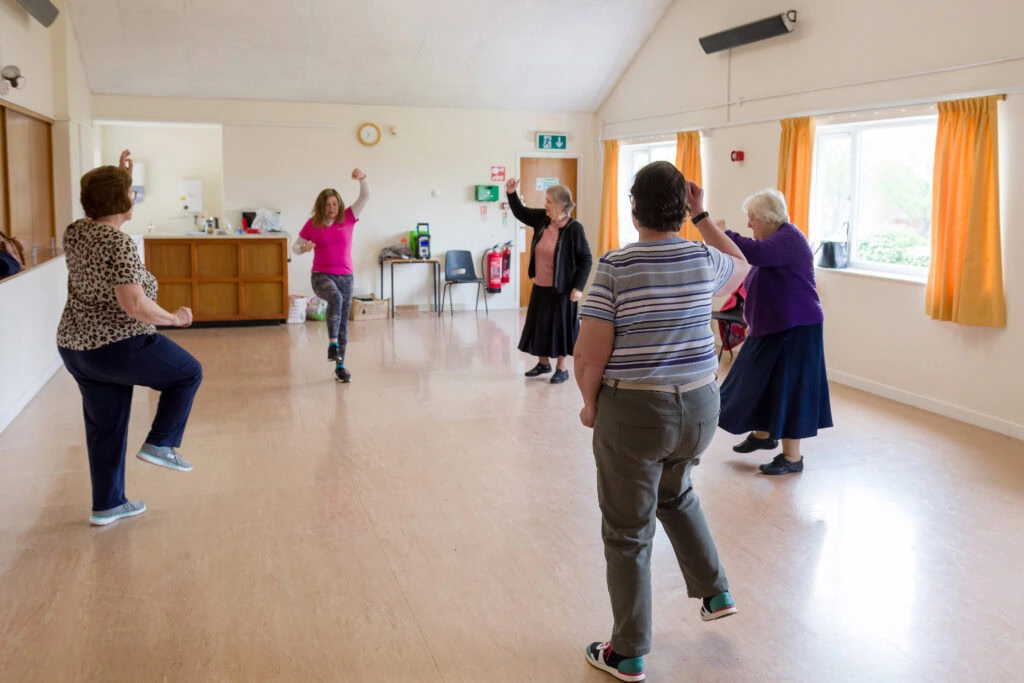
left=524, top=363, right=552, bottom=378
left=759, top=454, right=803, bottom=475
left=550, top=369, right=570, bottom=384
left=327, top=344, right=339, bottom=362
left=733, top=433, right=779, bottom=453
left=334, top=366, right=351, bottom=383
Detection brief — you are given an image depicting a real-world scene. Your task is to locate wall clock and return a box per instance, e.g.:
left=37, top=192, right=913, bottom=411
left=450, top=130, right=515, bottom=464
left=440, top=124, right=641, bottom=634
left=358, top=123, right=381, bottom=146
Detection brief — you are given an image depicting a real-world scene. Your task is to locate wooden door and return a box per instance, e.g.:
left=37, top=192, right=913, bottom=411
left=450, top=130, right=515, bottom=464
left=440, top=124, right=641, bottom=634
left=517, top=157, right=578, bottom=307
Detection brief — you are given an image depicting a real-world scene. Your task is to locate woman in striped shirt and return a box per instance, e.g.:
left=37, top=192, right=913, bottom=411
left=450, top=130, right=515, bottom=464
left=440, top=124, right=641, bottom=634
left=575, top=160, right=749, bottom=682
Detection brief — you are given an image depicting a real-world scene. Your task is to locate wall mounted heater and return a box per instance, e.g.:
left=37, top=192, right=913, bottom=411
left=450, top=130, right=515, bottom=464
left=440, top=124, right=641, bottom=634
left=699, top=11, right=797, bottom=54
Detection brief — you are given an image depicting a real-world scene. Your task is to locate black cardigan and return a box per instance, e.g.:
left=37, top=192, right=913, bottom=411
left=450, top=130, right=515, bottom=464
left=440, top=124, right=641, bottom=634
left=507, top=191, right=593, bottom=295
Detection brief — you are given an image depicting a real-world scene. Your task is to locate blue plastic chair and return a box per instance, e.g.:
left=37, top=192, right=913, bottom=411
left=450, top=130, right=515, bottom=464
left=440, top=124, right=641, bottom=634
left=440, top=250, right=488, bottom=314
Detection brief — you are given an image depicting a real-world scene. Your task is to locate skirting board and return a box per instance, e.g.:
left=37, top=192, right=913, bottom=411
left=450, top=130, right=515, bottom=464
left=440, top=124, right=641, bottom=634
left=0, top=358, right=62, bottom=435
left=828, top=369, right=1024, bottom=442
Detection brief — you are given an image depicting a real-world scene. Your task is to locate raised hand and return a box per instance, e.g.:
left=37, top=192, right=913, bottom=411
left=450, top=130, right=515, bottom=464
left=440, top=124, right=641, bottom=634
left=352, top=168, right=366, bottom=181
left=119, top=149, right=134, bottom=175
left=506, top=178, right=519, bottom=193
left=686, top=181, right=705, bottom=216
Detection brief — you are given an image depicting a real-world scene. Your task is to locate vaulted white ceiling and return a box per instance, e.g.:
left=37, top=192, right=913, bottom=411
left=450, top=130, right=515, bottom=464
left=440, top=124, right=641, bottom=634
left=66, top=0, right=673, bottom=112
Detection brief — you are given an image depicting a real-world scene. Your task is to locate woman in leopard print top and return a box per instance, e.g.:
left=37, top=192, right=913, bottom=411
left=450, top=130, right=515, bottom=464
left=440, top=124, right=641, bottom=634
left=57, top=150, right=204, bottom=526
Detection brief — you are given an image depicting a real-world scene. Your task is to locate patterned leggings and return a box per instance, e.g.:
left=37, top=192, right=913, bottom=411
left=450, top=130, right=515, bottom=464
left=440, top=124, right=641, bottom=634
left=311, top=272, right=354, bottom=357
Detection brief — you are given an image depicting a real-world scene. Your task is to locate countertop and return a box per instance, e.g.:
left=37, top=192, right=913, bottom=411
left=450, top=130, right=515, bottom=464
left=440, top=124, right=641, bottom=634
left=143, top=233, right=288, bottom=240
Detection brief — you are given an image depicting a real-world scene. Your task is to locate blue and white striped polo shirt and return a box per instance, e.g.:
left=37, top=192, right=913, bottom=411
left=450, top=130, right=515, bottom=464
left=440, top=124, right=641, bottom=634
left=580, top=237, right=735, bottom=385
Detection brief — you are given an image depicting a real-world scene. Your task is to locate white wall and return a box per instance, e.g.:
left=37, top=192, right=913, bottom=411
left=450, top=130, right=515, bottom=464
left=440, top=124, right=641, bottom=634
left=97, top=123, right=224, bottom=235
left=91, top=95, right=598, bottom=309
left=598, top=0, right=1024, bottom=437
left=0, top=259, right=68, bottom=434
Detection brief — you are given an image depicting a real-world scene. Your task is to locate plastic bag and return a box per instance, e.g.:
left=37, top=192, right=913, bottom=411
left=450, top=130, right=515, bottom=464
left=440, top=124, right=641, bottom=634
left=377, top=243, right=413, bottom=264
left=252, top=208, right=283, bottom=232
left=287, top=295, right=307, bottom=324
left=306, top=296, right=327, bottom=321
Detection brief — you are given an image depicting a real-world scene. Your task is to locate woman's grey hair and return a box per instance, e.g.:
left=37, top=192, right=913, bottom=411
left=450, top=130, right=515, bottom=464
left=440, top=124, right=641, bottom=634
left=742, top=188, right=789, bottom=225
left=546, top=185, right=575, bottom=214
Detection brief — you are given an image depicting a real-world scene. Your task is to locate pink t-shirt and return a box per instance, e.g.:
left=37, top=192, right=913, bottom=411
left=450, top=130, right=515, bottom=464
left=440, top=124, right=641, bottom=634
left=299, top=207, right=358, bottom=275
left=532, top=224, right=562, bottom=287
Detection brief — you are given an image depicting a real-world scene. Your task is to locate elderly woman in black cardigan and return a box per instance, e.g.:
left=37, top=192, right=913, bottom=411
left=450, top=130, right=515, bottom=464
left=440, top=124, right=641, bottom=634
left=506, top=178, right=593, bottom=384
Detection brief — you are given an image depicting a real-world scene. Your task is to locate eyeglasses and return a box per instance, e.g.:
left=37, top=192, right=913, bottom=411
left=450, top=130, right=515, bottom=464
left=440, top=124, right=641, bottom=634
left=128, top=190, right=137, bottom=203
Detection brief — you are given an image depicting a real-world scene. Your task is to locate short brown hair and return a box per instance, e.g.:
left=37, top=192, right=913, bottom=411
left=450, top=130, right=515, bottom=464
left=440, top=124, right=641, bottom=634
left=630, top=161, right=689, bottom=232
left=80, top=166, right=133, bottom=220
left=311, top=189, right=345, bottom=228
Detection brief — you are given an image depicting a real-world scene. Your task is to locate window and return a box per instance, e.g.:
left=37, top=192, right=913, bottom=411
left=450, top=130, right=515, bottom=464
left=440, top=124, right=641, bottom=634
left=809, top=115, right=937, bottom=276
left=617, top=140, right=676, bottom=247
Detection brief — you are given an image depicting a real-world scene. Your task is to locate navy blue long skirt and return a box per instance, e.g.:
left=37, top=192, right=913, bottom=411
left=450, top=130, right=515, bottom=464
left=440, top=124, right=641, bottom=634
left=719, top=323, right=833, bottom=441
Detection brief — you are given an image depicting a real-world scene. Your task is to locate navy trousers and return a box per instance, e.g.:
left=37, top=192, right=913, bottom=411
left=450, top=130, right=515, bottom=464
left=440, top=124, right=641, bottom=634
left=59, top=334, right=203, bottom=511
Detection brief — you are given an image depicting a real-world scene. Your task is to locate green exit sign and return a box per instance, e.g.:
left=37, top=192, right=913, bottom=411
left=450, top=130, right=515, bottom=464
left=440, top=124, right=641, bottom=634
left=536, top=133, right=567, bottom=150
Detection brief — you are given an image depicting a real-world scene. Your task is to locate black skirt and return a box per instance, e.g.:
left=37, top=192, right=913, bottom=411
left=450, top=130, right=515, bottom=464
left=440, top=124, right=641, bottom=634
left=719, top=323, right=833, bottom=441
left=518, top=285, right=579, bottom=358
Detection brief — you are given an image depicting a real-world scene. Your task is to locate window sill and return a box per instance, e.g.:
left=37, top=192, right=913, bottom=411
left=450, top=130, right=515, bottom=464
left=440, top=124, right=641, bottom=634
left=815, top=266, right=926, bottom=285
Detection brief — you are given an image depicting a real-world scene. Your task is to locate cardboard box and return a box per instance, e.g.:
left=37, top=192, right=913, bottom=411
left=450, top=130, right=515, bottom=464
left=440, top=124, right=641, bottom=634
left=350, top=295, right=389, bottom=321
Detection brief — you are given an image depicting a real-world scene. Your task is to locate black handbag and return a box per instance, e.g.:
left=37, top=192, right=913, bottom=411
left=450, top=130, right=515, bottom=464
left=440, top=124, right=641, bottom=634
left=815, top=222, right=850, bottom=269
left=0, top=251, right=21, bottom=278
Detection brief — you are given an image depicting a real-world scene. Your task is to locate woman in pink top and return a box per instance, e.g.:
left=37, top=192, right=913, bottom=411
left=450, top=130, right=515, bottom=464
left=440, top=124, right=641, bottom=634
left=293, top=168, right=369, bottom=383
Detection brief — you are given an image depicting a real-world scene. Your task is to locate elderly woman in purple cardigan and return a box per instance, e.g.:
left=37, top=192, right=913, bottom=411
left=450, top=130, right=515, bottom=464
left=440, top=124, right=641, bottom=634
left=718, top=188, right=833, bottom=475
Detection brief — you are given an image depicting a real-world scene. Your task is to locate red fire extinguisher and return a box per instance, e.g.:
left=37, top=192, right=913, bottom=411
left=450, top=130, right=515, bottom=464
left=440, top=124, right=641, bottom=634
left=501, top=241, right=512, bottom=284
left=486, top=246, right=503, bottom=293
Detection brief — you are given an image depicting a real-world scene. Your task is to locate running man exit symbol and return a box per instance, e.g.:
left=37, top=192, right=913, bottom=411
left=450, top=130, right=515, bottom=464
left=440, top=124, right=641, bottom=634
left=536, top=133, right=567, bottom=150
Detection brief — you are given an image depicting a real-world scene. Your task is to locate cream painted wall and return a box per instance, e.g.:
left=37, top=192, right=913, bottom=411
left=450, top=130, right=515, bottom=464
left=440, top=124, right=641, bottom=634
left=0, top=0, right=56, bottom=117
left=91, top=95, right=598, bottom=309
left=98, top=123, right=224, bottom=235
left=600, top=0, right=1024, bottom=137
left=598, top=0, right=1024, bottom=437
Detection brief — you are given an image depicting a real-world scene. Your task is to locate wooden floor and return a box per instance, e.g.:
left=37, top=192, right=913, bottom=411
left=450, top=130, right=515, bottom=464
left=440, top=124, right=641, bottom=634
left=1, top=311, right=1023, bottom=682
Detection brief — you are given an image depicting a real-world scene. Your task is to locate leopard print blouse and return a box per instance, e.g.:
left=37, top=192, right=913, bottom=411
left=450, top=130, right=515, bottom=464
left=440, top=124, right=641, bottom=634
left=57, top=219, right=158, bottom=350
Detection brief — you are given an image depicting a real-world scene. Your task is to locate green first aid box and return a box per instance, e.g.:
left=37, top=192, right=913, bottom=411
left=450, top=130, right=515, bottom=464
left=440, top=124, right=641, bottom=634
left=475, top=185, right=500, bottom=202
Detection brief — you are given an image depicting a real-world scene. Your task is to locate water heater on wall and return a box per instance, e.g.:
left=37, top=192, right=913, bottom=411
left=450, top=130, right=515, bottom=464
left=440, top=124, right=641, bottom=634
left=131, top=162, right=146, bottom=204
left=179, top=179, right=203, bottom=213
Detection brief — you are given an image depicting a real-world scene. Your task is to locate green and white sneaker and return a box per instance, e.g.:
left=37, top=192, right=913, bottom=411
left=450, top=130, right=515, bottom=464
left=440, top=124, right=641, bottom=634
left=90, top=500, right=146, bottom=526
left=137, top=444, right=193, bottom=472
left=585, top=641, right=645, bottom=681
left=700, top=591, right=738, bottom=621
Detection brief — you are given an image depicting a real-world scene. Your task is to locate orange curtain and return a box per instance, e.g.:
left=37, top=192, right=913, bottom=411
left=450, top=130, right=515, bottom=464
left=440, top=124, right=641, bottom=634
left=675, top=130, right=703, bottom=240
left=926, top=96, right=1006, bottom=327
left=777, top=117, right=815, bottom=236
left=598, top=140, right=620, bottom=255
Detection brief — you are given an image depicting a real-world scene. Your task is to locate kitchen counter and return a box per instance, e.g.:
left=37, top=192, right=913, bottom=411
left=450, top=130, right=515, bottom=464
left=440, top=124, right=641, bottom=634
left=144, top=235, right=289, bottom=323
left=144, top=232, right=288, bottom=240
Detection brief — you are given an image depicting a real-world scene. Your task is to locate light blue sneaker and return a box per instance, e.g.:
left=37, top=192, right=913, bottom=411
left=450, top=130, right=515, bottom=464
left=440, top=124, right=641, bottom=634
left=90, top=500, right=146, bottom=526
left=137, top=444, right=193, bottom=472
left=585, top=641, right=645, bottom=681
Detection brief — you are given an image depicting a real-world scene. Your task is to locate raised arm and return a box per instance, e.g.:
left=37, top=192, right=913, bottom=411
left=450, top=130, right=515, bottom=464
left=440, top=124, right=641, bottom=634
left=724, top=228, right=799, bottom=268
left=350, top=168, right=369, bottom=218
left=505, top=178, right=548, bottom=229
left=687, top=182, right=750, bottom=291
